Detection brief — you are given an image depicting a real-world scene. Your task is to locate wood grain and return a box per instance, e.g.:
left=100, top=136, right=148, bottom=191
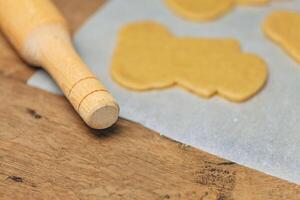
left=0, top=0, right=106, bottom=82
left=0, top=75, right=299, bottom=199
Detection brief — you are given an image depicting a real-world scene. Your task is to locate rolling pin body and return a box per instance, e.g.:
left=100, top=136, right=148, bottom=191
left=0, top=0, right=119, bottom=129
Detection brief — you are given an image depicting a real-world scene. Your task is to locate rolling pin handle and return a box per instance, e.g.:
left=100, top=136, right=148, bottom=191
left=0, top=0, right=119, bottom=129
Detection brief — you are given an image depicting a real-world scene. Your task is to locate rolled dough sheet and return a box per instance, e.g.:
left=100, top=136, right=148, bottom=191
left=165, top=0, right=270, bottom=21
left=111, top=21, right=267, bottom=102
left=263, top=11, right=300, bottom=64
left=28, top=0, right=300, bottom=184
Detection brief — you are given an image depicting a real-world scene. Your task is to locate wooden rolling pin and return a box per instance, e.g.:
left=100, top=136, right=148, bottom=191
left=0, top=0, right=119, bottom=129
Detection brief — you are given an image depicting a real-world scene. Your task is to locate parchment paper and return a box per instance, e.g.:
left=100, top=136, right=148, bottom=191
left=28, top=0, right=300, bottom=183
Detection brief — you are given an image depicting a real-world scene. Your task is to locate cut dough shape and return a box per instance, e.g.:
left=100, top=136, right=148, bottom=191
left=165, top=0, right=270, bottom=21
left=164, top=0, right=234, bottom=21
left=263, top=11, right=300, bottom=63
left=111, top=22, right=268, bottom=102
left=236, top=0, right=270, bottom=5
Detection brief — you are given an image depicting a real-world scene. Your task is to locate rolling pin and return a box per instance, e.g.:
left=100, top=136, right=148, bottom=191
left=0, top=0, right=119, bottom=129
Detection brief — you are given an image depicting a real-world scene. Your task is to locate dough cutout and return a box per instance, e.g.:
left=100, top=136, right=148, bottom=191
left=165, top=0, right=270, bottom=21
left=263, top=11, right=300, bottom=63
left=111, top=22, right=268, bottom=102
left=236, top=0, right=270, bottom=5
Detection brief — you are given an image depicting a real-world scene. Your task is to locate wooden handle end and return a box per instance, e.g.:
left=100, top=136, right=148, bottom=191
left=79, top=91, right=119, bottom=129
left=68, top=78, right=119, bottom=129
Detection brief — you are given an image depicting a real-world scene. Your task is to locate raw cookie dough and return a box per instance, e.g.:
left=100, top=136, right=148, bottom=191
left=164, top=0, right=234, bottom=21
left=165, top=0, right=270, bottom=21
left=263, top=11, right=300, bottom=63
left=111, top=22, right=268, bottom=102
left=237, top=0, right=269, bottom=5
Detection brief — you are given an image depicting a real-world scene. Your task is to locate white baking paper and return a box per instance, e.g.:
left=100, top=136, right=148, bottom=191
left=28, top=0, right=300, bottom=183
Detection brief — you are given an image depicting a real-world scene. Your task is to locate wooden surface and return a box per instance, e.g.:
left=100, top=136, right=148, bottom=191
left=0, top=76, right=299, bottom=199
left=0, top=0, right=299, bottom=199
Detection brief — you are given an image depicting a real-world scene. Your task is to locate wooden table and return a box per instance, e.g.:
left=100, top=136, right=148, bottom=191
left=0, top=1, right=299, bottom=199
